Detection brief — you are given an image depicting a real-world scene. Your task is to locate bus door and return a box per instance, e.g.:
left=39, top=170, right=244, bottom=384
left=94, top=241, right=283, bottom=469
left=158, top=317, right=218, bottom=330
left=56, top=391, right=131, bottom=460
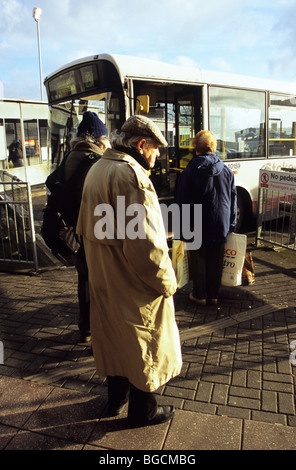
left=133, top=81, right=202, bottom=198
left=175, top=88, right=202, bottom=171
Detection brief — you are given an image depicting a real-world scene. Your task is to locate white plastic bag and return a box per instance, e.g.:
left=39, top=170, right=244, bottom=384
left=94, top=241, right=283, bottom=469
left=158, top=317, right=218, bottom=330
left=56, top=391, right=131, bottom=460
left=221, top=233, right=247, bottom=287
left=172, top=240, right=190, bottom=288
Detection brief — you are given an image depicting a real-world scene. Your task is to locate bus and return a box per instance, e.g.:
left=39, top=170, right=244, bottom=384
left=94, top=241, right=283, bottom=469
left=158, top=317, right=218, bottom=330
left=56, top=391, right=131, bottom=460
left=0, top=99, right=50, bottom=185
left=44, top=53, right=296, bottom=230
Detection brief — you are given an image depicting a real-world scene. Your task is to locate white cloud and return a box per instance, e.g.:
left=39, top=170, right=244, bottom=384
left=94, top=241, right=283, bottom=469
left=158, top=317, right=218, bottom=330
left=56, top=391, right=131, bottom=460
left=173, top=56, right=199, bottom=68
left=210, top=58, right=233, bottom=73
left=0, top=0, right=23, bottom=32
left=1, top=0, right=296, bottom=99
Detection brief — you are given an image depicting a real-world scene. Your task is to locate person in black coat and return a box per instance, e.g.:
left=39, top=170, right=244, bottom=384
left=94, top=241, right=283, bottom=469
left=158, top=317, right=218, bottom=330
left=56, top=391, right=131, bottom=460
left=8, top=140, right=23, bottom=167
left=175, top=130, right=237, bottom=305
left=64, top=112, right=110, bottom=342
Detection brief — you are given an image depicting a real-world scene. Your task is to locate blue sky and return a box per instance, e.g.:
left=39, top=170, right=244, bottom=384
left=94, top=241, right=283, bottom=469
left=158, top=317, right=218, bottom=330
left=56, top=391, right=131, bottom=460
left=1, top=0, right=296, bottom=101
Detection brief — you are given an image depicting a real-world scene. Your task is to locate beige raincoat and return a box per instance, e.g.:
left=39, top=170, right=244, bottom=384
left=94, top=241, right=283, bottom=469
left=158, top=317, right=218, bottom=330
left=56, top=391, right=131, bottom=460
left=76, top=148, right=182, bottom=392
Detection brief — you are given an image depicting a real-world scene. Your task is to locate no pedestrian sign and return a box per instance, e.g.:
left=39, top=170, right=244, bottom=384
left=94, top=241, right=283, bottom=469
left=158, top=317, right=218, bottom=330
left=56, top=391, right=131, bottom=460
left=259, top=169, right=296, bottom=194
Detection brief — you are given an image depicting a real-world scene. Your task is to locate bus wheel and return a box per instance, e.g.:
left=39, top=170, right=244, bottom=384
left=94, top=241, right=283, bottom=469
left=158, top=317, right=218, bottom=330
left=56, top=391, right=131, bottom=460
left=236, top=190, right=252, bottom=233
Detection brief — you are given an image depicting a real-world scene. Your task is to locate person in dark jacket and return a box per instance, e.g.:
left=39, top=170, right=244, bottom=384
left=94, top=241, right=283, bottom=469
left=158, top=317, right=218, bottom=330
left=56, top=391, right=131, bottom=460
left=175, top=130, right=237, bottom=305
left=64, top=111, right=110, bottom=342
left=8, top=140, right=23, bottom=167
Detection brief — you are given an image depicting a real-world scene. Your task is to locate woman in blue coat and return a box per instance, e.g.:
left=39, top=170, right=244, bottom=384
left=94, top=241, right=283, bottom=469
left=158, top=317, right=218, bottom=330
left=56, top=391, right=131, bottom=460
left=176, top=130, right=237, bottom=305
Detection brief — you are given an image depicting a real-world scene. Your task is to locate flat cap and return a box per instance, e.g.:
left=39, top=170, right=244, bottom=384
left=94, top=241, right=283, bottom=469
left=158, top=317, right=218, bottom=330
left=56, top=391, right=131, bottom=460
left=121, top=115, right=168, bottom=147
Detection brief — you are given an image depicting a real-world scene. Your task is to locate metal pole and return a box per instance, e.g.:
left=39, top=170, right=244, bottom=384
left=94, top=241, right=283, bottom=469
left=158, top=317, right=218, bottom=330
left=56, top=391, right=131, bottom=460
left=36, top=20, right=44, bottom=101
left=19, top=102, right=29, bottom=183
left=26, top=181, right=39, bottom=272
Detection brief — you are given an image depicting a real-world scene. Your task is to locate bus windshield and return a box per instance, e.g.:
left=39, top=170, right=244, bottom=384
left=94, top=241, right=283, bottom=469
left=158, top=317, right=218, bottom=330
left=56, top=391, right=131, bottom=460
left=45, top=56, right=125, bottom=164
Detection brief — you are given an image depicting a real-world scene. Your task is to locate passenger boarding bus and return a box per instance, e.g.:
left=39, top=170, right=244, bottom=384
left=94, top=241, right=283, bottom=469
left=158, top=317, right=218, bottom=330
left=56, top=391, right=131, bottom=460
left=44, top=53, right=296, bottom=230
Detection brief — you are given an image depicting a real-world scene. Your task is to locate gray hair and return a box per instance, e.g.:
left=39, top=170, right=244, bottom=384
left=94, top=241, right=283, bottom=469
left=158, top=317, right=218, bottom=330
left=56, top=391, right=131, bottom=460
left=110, top=130, right=155, bottom=149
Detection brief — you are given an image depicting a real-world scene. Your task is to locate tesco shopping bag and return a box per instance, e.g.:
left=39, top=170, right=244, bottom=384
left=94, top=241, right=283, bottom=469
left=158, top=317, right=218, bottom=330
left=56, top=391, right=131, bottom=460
left=172, top=240, right=190, bottom=288
left=221, top=233, right=247, bottom=287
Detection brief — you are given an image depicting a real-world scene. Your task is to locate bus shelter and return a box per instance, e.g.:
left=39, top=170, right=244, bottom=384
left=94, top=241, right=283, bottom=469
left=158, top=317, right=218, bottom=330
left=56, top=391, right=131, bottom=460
left=0, top=99, right=51, bottom=186
left=256, top=168, right=296, bottom=250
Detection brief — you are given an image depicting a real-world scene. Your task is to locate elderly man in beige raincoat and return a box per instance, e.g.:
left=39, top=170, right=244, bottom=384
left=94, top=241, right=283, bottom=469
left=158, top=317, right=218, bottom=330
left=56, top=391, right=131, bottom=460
left=76, top=115, right=182, bottom=427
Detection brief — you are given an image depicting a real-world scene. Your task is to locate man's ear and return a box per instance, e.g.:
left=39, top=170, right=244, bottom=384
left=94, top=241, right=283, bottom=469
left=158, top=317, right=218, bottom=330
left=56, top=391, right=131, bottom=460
left=136, top=139, right=146, bottom=154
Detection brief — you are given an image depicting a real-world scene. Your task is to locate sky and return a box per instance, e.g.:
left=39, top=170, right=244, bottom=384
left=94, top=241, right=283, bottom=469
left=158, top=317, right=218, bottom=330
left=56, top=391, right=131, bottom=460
left=1, top=0, right=296, bottom=101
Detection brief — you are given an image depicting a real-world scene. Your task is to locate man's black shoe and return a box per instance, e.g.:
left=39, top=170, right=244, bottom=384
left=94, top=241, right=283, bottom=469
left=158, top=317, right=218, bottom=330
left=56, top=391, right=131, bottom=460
left=127, top=405, right=175, bottom=427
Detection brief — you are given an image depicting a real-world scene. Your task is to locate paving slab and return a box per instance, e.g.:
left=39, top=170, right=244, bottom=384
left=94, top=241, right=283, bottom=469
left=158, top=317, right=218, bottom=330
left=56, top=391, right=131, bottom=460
left=5, top=430, right=83, bottom=450
left=88, top=413, right=171, bottom=451
left=23, top=386, right=106, bottom=444
left=0, top=423, right=19, bottom=449
left=242, top=419, right=296, bottom=450
left=163, top=410, right=242, bottom=450
left=0, top=376, right=53, bottom=428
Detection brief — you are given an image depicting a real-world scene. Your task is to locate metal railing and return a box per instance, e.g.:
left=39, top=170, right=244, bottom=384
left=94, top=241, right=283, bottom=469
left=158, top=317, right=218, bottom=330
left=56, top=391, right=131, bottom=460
left=256, top=168, right=296, bottom=251
left=0, top=171, right=38, bottom=272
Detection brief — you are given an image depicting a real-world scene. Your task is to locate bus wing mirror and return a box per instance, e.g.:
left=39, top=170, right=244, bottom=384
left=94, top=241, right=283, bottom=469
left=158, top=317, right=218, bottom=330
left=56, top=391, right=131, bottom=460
left=136, top=95, right=149, bottom=114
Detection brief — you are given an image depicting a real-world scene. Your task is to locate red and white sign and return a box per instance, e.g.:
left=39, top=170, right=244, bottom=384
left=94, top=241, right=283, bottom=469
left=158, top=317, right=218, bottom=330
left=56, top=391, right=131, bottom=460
left=259, top=169, right=296, bottom=194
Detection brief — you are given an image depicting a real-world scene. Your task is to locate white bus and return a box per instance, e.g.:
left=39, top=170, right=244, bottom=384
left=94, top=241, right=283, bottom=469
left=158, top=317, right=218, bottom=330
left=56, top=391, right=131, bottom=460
left=0, top=99, right=51, bottom=185
left=44, top=53, right=296, bottom=230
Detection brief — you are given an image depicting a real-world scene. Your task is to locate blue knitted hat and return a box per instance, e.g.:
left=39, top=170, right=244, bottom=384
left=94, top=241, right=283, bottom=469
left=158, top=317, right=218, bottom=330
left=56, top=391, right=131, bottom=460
left=77, top=111, right=108, bottom=138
